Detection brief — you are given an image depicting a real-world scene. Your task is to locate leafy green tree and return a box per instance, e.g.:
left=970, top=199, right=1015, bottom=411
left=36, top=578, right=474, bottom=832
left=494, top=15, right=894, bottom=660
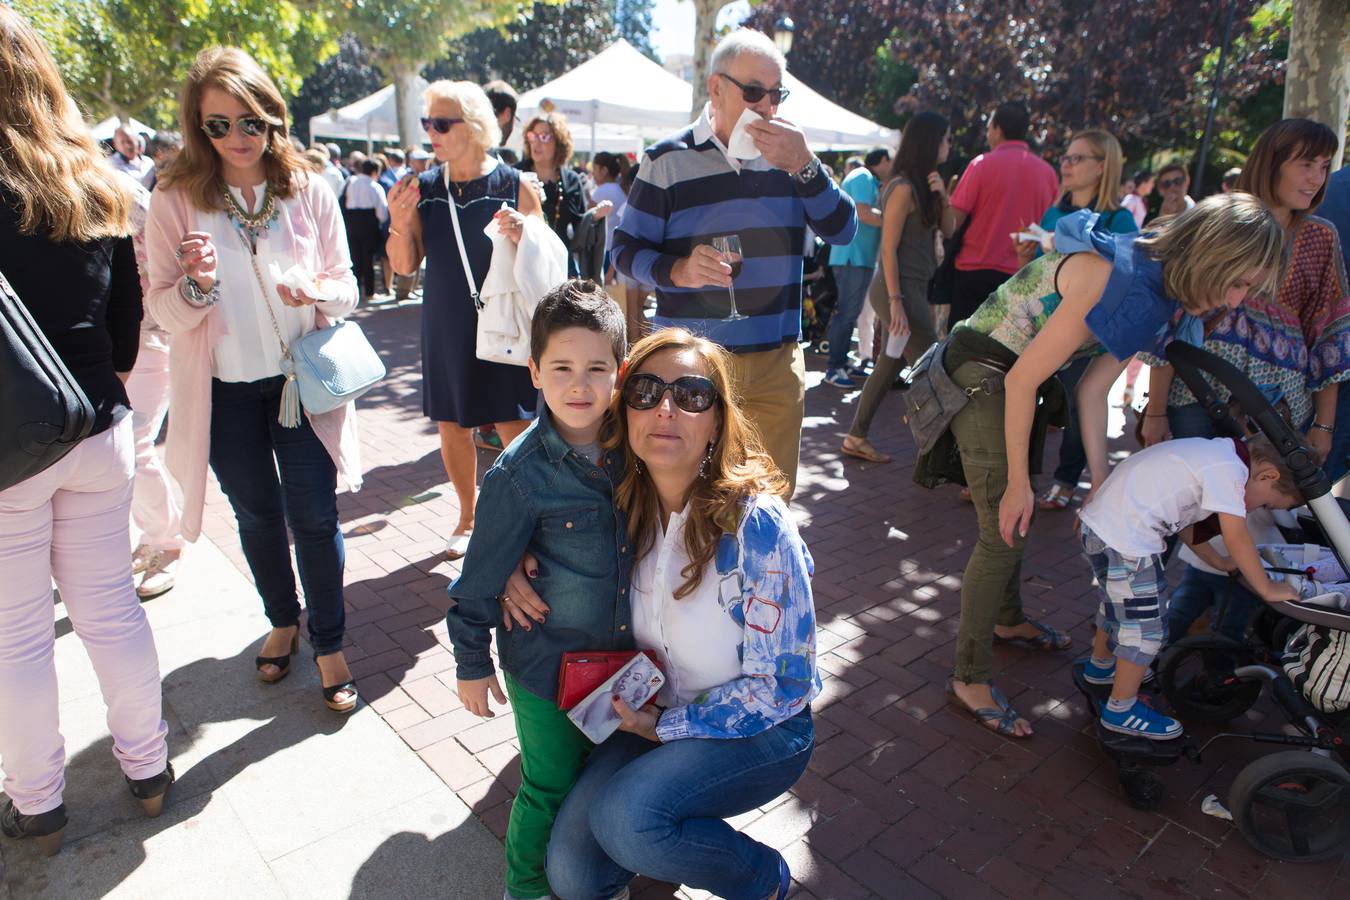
left=12, top=0, right=336, bottom=128
left=290, top=32, right=387, bottom=144
left=426, top=0, right=618, bottom=90
left=614, top=0, right=660, bottom=62
left=341, top=0, right=563, bottom=145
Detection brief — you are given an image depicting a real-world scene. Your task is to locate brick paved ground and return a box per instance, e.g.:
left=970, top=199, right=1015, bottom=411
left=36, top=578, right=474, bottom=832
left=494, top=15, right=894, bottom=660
left=199, top=301, right=1348, bottom=899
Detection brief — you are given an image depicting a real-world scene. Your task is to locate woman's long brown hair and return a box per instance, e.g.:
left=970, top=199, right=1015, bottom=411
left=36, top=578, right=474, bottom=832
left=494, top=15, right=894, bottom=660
left=603, top=329, right=788, bottom=599
left=159, top=47, right=306, bottom=212
left=0, top=6, right=131, bottom=242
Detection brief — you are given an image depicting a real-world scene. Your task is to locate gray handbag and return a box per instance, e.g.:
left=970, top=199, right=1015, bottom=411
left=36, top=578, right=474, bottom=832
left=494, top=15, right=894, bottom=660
left=903, top=339, right=1007, bottom=455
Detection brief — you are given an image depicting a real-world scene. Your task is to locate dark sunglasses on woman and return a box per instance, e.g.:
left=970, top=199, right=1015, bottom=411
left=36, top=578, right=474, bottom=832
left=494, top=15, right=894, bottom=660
left=718, top=73, right=790, bottom=106
left=201, top=116, right=267, bottom=140
left=421, top=116, right=463, bottom=135
left=623, top=374, right=720, bottom=413
left=1159, top=176, right=1186, bottom=189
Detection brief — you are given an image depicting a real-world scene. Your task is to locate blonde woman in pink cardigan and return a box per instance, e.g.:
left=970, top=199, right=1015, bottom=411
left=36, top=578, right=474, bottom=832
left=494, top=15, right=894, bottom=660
left=145, top=48, right=363, bottom=714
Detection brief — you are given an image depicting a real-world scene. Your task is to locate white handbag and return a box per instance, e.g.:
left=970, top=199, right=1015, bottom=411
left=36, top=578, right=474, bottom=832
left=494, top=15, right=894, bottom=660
left=447, top=192, right=567, bottom=367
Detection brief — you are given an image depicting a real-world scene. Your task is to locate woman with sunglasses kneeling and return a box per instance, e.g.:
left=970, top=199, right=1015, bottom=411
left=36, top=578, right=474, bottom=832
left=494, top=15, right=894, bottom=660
left=387, top=82, right=543, bottom=559
left=927, top=194, right=1285, bottom=739
left=545, top=329, right=817, bottom=900
left=145, top=47, right=362, bottom=713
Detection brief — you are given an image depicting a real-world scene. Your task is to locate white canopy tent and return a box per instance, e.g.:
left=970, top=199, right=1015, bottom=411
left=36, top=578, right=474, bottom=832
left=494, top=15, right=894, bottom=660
left=306, top=39, right=896, bottom=155
left=512, top=39, right=693, bottom=156
left=782, top=72, right=896, bottom=152
left=309, top=77, right=429, bottom=147
left=91, top=117, right=157, bottom=142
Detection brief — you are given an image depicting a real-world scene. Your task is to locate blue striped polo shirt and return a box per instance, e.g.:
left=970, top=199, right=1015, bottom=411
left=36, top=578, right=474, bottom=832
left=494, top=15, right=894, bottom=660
left=612, top=106, right=857, bottom=353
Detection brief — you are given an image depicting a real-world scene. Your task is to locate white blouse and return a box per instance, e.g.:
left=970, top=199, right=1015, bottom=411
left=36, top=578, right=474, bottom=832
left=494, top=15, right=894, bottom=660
left=207, top=182, right=317, bottom=383
left=631, top=507, right=745, bottom=707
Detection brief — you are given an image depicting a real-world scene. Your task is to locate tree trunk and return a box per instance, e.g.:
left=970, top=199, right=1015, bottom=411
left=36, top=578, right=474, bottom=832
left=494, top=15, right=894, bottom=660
left=392, top=64, right=426, bottom=148
left=1284, top=0, right=1350, bottom=169
left=691, top=0, right=729, bottom=118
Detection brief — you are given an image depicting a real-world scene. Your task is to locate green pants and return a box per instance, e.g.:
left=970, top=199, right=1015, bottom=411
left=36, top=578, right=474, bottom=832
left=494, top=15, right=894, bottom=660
left=503, top=672, right=593, bottom=899
left=947, top=362, right=1029, bottom=684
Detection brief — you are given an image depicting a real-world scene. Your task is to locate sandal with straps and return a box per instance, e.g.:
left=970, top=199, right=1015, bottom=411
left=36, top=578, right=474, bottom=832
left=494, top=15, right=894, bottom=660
left=316, top=652, right=359, bottom=714
left=946, top=680, right=1028, bottom=738
left=255, top=626, right=300, bottom=684
left=127, top=762, right=175, bottom=818
left=994, top=617, right=1073, bottom=652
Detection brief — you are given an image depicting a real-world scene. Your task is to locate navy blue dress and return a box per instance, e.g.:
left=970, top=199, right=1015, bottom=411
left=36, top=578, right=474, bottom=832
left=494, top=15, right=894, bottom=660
left=418, top=161, right=538, bottom=425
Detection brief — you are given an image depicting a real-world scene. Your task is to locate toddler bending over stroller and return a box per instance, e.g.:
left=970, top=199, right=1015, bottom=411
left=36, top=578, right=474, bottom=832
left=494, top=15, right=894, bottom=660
left=1077, top=435, right=1302, bottom=739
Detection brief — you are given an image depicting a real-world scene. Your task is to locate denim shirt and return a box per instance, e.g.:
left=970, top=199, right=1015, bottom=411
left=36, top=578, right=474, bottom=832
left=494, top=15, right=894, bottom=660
left=446, top=408, right=635, bottom=702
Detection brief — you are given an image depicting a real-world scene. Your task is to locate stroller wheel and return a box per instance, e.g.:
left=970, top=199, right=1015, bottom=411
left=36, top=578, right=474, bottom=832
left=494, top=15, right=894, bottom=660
left=1229, top=751, right=1350, bottom=862
left=1119, top=769, right=1165, bottom=811
left=1158, top=638, right=1261, bottom=724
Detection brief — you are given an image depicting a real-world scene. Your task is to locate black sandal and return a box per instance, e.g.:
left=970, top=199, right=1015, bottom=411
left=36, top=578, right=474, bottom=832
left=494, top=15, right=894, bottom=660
left=1, top=798, right=67, bottom=856
left=127, top=762, right=175, bottom=818
left=316, top=653, right=359, bottom=714
left=255, top=626, right=300, bottom=683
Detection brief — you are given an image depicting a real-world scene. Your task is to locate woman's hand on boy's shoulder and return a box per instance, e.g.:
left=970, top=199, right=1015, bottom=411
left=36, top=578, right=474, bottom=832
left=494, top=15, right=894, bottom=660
left=500, top=552, right=549, bottom=631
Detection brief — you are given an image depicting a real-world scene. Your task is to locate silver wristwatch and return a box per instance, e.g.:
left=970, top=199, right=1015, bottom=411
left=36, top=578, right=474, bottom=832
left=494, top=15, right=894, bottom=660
left=792, top=156, right=822, bottom=185
left=180, top=276, right=219, bottom=308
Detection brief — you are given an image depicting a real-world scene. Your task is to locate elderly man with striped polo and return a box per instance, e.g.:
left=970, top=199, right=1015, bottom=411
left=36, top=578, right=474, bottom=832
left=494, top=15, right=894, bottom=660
left=612, top=28, right=856, bottom=496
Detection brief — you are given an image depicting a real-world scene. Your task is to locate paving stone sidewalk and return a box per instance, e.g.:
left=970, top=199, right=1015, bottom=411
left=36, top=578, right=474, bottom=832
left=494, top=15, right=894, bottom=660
left=302, top=302, right=1345, bottom=899
left=0, top=505, right=503, bottom=900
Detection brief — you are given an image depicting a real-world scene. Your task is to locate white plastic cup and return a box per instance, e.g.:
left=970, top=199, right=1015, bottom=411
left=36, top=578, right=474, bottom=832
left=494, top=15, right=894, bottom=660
left=884, top=332, right=909, bottom=359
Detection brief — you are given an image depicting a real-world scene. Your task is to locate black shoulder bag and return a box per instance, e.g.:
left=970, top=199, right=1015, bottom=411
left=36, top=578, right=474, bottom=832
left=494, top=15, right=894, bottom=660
left=0, top=268, right=94, bottom=492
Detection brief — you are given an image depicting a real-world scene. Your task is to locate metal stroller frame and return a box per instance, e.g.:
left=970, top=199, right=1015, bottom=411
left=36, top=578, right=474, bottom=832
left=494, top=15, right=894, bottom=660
left=1071, top=342, right=1350, bottom=862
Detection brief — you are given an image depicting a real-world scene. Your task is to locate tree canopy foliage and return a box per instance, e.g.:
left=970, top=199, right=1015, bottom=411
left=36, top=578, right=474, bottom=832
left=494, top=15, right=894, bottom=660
left=747, top=0, right=1291, bottom=170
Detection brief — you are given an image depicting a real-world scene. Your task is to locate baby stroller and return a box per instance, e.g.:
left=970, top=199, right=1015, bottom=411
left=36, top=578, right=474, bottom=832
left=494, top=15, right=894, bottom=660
left=1072, top=341, right=1350, bottom=862
left=800, top=236, right=836, bottom=353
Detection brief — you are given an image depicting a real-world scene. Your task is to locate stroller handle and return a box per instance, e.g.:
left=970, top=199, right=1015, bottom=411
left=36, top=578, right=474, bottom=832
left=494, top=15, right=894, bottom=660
left=1163, top=342, right=1328, bottom=501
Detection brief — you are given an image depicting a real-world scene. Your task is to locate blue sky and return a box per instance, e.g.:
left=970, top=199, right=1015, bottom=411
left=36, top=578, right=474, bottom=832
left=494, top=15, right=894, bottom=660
left=650, top=0, right=752, bottom=58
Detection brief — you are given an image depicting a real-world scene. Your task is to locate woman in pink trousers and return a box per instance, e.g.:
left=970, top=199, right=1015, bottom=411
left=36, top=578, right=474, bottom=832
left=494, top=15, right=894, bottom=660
left=0, top=7, right=172, bottom=856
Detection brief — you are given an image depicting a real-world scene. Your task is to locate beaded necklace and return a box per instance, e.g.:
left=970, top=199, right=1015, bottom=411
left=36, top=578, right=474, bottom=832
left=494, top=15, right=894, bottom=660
left=221, top=181, right=279, bottom=249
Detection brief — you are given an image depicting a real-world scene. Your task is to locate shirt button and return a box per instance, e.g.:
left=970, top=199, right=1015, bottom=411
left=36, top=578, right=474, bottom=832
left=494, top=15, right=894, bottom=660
left=620, top=625, right=628, bottom=631
left=565, top=521, right=573, bottom=529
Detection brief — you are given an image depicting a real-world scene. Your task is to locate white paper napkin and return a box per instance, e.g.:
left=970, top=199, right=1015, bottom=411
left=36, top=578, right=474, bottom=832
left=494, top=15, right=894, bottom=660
left=267, top=262, right=337, bottom=302
left=727, top=108, right=764, bottom=160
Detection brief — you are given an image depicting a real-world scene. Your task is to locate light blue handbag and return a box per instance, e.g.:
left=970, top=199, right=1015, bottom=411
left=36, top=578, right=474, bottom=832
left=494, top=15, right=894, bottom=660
left=290, top=318, right=386, bottom=415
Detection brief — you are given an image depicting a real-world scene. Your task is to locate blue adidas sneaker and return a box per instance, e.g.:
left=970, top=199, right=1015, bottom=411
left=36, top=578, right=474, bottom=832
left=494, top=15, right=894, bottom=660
left=1100, top=699, right=1182, bottom=740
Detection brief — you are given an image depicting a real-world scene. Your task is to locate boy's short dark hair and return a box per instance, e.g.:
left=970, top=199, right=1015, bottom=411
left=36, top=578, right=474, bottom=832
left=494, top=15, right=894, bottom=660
left=483, top=80, right=518, bottom=117
left=530, top=278, right=626, bottom=365
left=360, top=158, right=381, bottom=177
left=1246, top=435, right=1301, bottom=499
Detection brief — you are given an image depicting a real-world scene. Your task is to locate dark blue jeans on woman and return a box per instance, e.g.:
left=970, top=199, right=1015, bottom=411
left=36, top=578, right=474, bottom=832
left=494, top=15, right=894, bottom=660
left=208, top=376, right=346, bottom=656
left=1049, top=356, right=1092, bottom=489
left=546, top=708, right=814, bottom=900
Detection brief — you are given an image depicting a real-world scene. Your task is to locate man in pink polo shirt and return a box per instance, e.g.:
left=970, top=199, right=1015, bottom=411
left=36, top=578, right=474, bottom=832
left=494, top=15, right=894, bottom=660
left=946, top=102, right=1058, bottom=323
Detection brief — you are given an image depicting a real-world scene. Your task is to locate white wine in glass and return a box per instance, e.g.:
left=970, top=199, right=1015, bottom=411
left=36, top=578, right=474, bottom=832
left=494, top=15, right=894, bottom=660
left=711, top=234, right=746, bottom=321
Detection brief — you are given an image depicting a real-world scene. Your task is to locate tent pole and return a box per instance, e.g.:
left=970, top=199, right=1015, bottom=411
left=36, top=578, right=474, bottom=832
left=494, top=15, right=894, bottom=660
left=590, top=99, right=598, bottom=156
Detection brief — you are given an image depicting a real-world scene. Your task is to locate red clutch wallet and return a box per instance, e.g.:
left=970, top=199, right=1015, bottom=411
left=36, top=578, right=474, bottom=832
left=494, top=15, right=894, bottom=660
left=557, top=650, right=663, bottom=710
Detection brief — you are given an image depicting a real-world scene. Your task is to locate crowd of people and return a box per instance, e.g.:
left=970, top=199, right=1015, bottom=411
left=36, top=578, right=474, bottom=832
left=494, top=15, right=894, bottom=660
left=3, top=6, right=1350, bottom=897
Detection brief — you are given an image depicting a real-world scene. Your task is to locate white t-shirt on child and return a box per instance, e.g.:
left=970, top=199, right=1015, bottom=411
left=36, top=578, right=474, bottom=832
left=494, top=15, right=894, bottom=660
left=1078, top=437, right=1249, bottom=558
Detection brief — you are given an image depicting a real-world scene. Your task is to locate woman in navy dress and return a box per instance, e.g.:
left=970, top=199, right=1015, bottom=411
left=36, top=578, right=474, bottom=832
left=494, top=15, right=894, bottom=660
left=387, top=81, right=543, bottom=556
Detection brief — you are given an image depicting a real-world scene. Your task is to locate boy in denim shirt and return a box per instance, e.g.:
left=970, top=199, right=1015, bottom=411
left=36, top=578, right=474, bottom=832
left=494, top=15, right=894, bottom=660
left=447, top=279, right=632, bottom=900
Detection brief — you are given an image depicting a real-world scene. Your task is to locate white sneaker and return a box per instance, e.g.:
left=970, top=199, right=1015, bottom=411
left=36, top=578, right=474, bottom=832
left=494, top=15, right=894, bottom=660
left=136, top=549, right=180, bottom=599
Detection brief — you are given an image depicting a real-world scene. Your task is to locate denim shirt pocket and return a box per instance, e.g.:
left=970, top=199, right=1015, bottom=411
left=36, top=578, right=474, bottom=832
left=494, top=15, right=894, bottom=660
left=539, top=505, right=602, bottom=540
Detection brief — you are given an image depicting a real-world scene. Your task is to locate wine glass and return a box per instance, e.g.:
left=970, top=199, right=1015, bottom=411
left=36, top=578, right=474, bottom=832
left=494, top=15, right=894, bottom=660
left=711, top=234, right=745, bottom=321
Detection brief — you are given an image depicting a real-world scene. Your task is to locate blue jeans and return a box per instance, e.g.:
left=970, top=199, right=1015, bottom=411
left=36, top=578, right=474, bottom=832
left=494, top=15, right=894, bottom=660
left=1051, top=356, right=1091, bottom=488
left=546, top=709, right=814, bottom=900
left=208, top=376, right=347, bottom=655
left=827, top=265, right=873, bottom=370
left=1167, top=402, right=1219, bottom=440
left=1165, top=565, right=1262, bottom=644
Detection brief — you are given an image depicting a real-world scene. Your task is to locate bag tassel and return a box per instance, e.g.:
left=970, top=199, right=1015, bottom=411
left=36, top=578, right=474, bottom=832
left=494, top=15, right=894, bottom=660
left=278, top=368, right=302, bottom=429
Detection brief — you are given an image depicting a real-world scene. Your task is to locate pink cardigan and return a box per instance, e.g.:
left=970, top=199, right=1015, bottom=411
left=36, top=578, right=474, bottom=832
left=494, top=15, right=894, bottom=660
left=144, top=172, right=364, bottom=542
